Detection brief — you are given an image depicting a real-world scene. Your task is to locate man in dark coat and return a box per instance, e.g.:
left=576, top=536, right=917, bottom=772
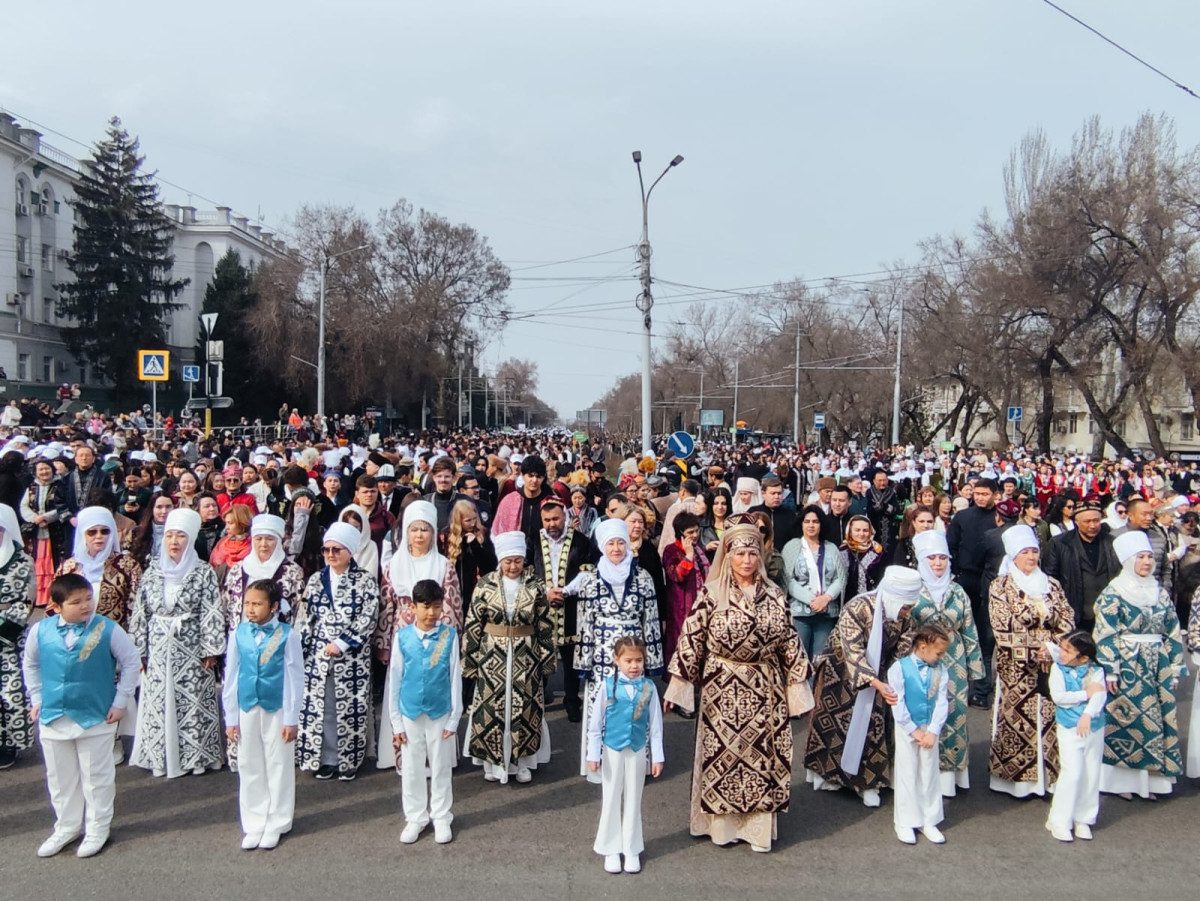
left=1042, top=497, right=1121, bottom=634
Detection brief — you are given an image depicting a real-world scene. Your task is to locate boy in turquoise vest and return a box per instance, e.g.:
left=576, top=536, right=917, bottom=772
left=389, top=579, right=461, bottom=845
left=586, top=635, right=664, bottom=875
left=222, top=579, right=303, bottom=851
left=886, top=622, right=951, bottom=845
left=22, top=573, right=140, bottom=859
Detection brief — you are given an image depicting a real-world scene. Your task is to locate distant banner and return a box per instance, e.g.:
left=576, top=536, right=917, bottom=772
left=699, top=409, right=724, bottom=427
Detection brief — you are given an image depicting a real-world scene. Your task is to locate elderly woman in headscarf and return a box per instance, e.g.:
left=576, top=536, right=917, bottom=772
left=1095, top=531, right=1185, bottom=800
left=56, top=506, right=142, bottom=630
left=296, top=521, right=380, bottom=781
left=463, top=531, right=556, bottom=784
left=664, top=523, right=812, bottom=852
left=222, top=513, right=305, bottom=637
left=338, top=503, right=379, bottom=580
left=908, top=529, right=983, bottom=797
left=129, top=508, right=226, bottom=777
left=803, top=566, right=922, bottom=807
left=569, top=518, right=663, bottom=783
left=374, top=500, right=463, bottom=770
left=731, top=477, right=763, bottom=515
left=987, top=524, right=1075, bottom=798
left=0, top=504, right=35, bottom=769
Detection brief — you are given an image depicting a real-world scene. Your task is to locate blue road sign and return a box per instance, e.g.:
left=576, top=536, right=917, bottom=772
left=1007, top=406, right=1023, bottom=423
left=814, top=412, right=826, bottom=429
left=667, top=431, right=695, bottom=458
left=182, top=365, right=201, bottom=383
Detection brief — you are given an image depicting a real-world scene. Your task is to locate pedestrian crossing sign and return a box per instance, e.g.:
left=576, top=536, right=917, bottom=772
left=138, top=350, right=169, bottom=382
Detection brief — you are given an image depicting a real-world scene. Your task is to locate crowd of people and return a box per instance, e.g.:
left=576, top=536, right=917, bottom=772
left=0, top=418, right=1197, bottom=869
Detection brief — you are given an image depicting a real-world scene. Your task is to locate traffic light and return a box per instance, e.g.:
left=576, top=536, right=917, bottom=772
left=207, top=361, right=223, bottom=397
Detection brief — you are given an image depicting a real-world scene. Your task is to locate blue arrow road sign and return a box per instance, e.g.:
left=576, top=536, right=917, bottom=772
left=668, top=431, right=695, bottom=458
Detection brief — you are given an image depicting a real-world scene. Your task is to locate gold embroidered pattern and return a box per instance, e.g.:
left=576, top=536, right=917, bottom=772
left=258, top=626, right=285, bottom=667
left=77, top=619, right=107, bottom=662
left=429, top=627, right=450, bottom=668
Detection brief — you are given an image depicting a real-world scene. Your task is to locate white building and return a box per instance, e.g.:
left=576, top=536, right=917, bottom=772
left=1, top=112, right=288, bottom=400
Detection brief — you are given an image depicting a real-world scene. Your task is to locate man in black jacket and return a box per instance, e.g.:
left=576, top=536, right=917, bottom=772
left=1042, top=498, right=1120, bottom=634
left=947, top=478, right=999, bottom=707
left=821, top=485, right=855, bottom=545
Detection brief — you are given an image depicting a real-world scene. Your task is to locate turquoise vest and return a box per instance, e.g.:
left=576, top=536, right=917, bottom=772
left=1053, top=663, right=1105, bottom=729
left=603, top=675, right=652, bottom=752
left=235, top=620, right=290, bottom=714
left=899, top=655, right=942, bottom=729
left=396, top=624, right=455, bottom=720
left=37, top=615, right=117, bottom=730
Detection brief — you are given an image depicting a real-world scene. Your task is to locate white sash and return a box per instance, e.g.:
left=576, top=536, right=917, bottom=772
left=840, top=594, right=882, bottom=775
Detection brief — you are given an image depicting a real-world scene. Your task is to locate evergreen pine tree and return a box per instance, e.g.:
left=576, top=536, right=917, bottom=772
left=55, top=117, right=187, bottom=403
left=197, top=249, right=257, bottom=401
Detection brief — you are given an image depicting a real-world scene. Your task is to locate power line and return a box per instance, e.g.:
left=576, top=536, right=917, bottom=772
left=1038, top=0, right=1199, bottom=100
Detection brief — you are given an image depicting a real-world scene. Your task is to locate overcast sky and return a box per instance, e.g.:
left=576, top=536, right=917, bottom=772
left=5, top=1, right=1200, bottom=418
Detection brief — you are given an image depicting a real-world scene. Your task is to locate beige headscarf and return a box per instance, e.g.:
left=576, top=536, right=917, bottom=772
left=705, top=524, right=768, bottom=611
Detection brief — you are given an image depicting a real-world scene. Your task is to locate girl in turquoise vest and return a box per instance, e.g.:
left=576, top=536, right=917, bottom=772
left=1045, top=630, right=1107, bottom=843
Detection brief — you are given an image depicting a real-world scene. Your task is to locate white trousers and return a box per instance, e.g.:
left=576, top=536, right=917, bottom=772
left=1048, top=724, right=1103, bottom=831
left=892, top=731, right=943, bottom=829
left=593, top=746, right=646, bottom=857
left=399, top=713, right=454, bottom=827
left=236, top=707, right=296, bottom=836
left=41, top=720, right=118, bottom=837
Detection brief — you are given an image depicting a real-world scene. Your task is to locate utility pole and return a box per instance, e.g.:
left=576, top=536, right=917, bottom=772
left=456, top=355, right=463, bottom=429
left=698, top=368, right=704, bottom=437
left=317, top=260, right=326, bottom=426
left=792, top=319, right=801, bottom=446
left=732, top=358, right=740, bottom=446
left=891, top=294, right=904, bottom=446
left=632, top=150, right=684, bottom=457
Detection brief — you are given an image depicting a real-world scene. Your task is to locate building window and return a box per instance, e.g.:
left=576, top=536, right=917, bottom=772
left=1183, top=413, right=1195, bottom=441
left=42, top=244, right=52, bottom=271
left=42, top=297, right=53, bottom=324
left=1087, top=416, right=1095, bottom=434
left=17, top=353, right=29, bottom=381
left=1114, top=418, right=1126, bottom=438
left=16, top=236, right=27, bottom=263
left=1068, top=412, right=1081, bottom=434
left=42, top=356, right=52, bottom=383
left=78, top=365, right=87, bottom=386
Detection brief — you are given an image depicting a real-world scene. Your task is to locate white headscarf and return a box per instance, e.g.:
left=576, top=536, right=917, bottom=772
left=1111, top=530, right=1159, bottom=608
left=595, top=518, right=633, bottom=587
left=0, top=503, right=22, bottom=569
left=493, top=531, right=527, bottom=561
left=340, top=504, right=379, bottom=578
left=159, top=508, right=202, bottom=589
left=386, top=500, right=447, bottom=598
left=1103, top=501, right=1127, bottom=532
left=323, top=521, right=360, bottom=555
left=732, top=477, right=763, bottom=515
left=1000, top=524, right=1049, bottom=598
left=912, top=529, right=952, bottom=610
left=242, top=514, right=286, bottom=582
left=72, top=506, right=119, bottom=583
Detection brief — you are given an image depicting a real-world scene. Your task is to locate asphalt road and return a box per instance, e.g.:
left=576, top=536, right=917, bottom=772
left=3, top=678, right=1197, bottom=901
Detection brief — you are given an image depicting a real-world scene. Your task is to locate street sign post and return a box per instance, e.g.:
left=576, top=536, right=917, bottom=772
left=1006, top=406, right=1023, bottom=448
left=138, top=350, right=169, bottom=435
left=182, top=365, right=200, bottom=383
left=667, top=431, right=695, bottom=459
left=813, top=412, right=826, bottom=429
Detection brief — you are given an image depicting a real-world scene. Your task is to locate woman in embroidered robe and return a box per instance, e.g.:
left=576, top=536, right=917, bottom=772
left=129, top=508, right=226, bottom=777
left=296, top=521, right=380, bottom=779
left=56, top=506, right=142, bottom=630
left=988, top=524, right=1075, bottom=797
left=0, top=504, right=35, bottom=767
left=463, top=531, right=556, bottom=783
left=1096, top=530, right=1185, bottom=799
left=664, top=524, right=812, bottom=852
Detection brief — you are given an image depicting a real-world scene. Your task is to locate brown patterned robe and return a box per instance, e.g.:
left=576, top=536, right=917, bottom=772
left=802, top=593, right=909, bottom=792
left=463, top=571, right=556, bottom=770
left=667, top=577, right=812, bottom=848
left=372, top=565, right=463, bottom=661
left=56, top=553, right=143, bottom=629
left=988, top=573, right=1074, bottom=788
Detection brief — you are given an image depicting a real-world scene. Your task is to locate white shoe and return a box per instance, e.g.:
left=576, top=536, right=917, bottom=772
left=242, top=832, right=263, bottom=850
left=921, top=826, right=945, bottom=844
left=604, top=854, right=622, bottom=874
left=434, top=822, right=453, bottom=844
left=37, top=831, right=80, bottom=858
left=515, top=767, right=532, bottom=783
left=1074, top=823, right=1093, bottom=841
left=750, top=843, right=770, bottom=853
left=1047, top=823, right=1074, bottom=843
left=152, top=768, right=165, bottom=777
left=112, top=741, right=125, bottom=765
left=258, top=832, right=280, bottom=850
left=623, top=853, right=641, bottom=873
left=191, top=767, right=206, bottom=776
left=861, top=789, right=881, bottom=808
left=76, top=832, right=109, bottom=858
left=400, top=823, right=424, bottom=844
left=483, top=772, right=500, bottom=783
left=895, top=826, right=917, bottom=845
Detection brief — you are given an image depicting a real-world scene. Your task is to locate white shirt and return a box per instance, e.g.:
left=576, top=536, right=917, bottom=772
left=220, top=618, right=305, bottom=727
left=386, top=625, right=463, bottom=733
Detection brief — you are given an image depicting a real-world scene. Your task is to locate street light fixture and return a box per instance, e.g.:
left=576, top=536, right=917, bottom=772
left=632, top=150, right=684, bottom=456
